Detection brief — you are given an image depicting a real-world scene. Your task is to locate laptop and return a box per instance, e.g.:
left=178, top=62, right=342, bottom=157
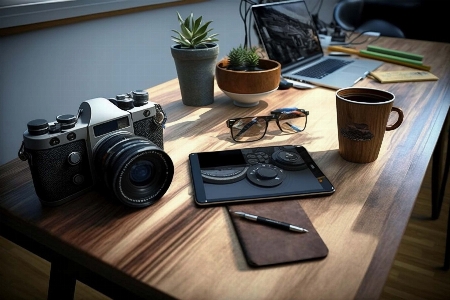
left=252, top=0, right=382, bottom=90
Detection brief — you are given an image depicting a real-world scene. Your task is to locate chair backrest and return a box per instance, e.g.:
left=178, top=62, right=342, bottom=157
left=333, top=0, right=364, bottom=31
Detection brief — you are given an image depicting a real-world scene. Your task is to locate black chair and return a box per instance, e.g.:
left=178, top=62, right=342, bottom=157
left=333, top=0, right=405, bottom=38
left=432, top=119, right=450, bottom=270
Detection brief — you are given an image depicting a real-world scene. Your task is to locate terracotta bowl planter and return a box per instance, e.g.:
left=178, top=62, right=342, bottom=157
left=215, top=59, right=281, bottom=107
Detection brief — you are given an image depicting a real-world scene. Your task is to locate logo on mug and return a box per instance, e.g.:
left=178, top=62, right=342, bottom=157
left=340, top=123, right=374, bottom=142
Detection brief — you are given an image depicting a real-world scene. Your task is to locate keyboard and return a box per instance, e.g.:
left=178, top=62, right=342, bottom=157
left=294, top=59, right=353, bottom=79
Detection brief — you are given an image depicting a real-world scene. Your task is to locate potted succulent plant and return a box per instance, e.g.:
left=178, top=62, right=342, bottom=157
left=216, top=46, right=281, bottom=107
left=171, top=12, right=219, bottom=106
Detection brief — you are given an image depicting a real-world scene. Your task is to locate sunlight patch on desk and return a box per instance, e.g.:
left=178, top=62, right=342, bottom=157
left=167, top=107, right=212, bottom=126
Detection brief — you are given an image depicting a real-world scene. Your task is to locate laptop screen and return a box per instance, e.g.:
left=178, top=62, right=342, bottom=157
left=252, top=0, right=323, bottom=69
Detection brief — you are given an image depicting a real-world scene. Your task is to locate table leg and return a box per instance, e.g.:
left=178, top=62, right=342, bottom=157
left=432, top=133, right=444, bottom=220
left=432, top=112, right=450, bottom=220
left=445, top=206, right=450, bottom=270
left=48, top=256, right=76, bottom=300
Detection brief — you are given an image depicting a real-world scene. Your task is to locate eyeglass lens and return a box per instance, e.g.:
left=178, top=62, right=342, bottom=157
left=277, top=111, right=307, bottom=134
left=230, top=117, right=267, bottom=142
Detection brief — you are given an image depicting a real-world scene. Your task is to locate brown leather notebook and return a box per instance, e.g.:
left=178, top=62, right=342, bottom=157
left=227, top=200, right=328, bottom=267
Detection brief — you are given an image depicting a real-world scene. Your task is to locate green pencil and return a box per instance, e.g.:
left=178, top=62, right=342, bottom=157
left=366, top=45, right=423, bottom=62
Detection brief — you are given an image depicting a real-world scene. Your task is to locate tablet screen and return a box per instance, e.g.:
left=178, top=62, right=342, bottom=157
left=189, top=145, right=334, bottom=206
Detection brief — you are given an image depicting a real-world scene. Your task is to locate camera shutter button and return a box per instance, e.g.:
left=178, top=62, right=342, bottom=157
left=113, top=95, right=134, bottom=110
left=67, top=152, right=82, bottom=165
left=57, top=114, right=77, bottom=130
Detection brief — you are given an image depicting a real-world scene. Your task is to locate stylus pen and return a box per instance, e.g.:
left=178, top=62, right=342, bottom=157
left=353, top=71, right=370, bottom=84
left=231, top=211, right=308, bottom=233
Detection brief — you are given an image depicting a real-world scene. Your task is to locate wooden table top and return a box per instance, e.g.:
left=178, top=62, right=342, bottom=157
left=1, top=37, right=450, bottom=300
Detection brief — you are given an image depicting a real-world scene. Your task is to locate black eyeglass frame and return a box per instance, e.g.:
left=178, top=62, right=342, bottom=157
left=226, top=108, right=309, bottom=142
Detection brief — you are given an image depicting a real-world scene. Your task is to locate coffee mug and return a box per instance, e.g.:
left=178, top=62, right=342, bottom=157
left=336, top=87, right=404, bottom=163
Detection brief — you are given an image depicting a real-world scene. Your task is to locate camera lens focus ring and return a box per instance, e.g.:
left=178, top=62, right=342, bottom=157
left=94, top=132, right=174, bottom=207
left=114, top=148, right=173, bottom=206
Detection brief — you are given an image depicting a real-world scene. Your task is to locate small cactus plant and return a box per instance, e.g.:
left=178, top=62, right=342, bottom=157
left=227, top=45, right=247, bottom=70
left=171, top=12, right=218, bottom=49
left=245, top=47, right=260, bottom=70
left=226, top=46, right=262, bottom=71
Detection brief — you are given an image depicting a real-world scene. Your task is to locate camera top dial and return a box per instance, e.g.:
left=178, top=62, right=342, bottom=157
left=27, top=119, right=49, bottom=136
left=56, top=114, right=77, bottom=130
left=109, top=90, right=150, bottom=110
left=110, top=95, right=134, bottom=110
left=130, top=90, right=149, bottom=106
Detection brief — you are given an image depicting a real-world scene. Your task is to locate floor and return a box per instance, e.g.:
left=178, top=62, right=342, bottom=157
left=380, top=160, right=450, bottom=300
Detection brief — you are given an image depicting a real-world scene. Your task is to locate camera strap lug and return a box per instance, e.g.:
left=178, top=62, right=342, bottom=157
left=154, top=104, right=167, bottom=129
left=18, top=141, right=29, bottom=161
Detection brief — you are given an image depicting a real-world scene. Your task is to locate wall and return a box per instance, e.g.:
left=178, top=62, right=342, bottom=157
left=0, top=0, right=338, bottom=165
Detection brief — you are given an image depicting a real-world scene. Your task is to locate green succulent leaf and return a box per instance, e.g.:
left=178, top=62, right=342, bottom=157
left=180, top=25, right=192, bottom=40
left=193, top=16, right=202, bottom=34
left=184, top=13, right=192, bottom=29
left=177, top=12, right=184, bottom=23
left=196, top=21, right=213, bottom=37
left=192, top=31, right=208, bottom=44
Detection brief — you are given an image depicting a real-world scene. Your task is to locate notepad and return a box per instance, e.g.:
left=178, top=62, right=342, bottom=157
left=227, top=200, right=328, bottom=267
left=369, top=70, right=439, bottom=83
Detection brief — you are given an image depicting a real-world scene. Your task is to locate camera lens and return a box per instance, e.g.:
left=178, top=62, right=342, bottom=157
left=94, top=132, right=174, bottom=208
left=129, top=161, right=153, bottom=186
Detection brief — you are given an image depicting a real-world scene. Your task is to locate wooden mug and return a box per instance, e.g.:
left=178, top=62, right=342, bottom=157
left=336, top=87, right=404, bottom=163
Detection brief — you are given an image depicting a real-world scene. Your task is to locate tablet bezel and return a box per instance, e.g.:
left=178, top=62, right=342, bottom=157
left=189, top=145, right=335, bottom=206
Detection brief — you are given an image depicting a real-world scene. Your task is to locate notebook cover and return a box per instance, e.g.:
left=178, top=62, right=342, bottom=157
left=369, top=70, right=439, bottom=83
left=227, top=200, right=328, bottom=267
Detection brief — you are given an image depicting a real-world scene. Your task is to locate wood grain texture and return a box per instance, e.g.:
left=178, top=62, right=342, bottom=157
left=1, top=37, right=450, bottom=300
left=1, top=160, right=448, bottom=299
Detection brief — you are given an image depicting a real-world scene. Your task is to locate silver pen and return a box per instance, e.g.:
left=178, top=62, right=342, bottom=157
left=354, top=71, right=370, bottom=84
left=231, top=211, right=308, bottom=233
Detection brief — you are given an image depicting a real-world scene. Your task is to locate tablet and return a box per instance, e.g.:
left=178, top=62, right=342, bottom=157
left=189, top=145, right=335, bottom=206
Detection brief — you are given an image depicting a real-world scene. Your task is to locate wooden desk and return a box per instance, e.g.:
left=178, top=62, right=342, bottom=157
left=1, top=37, right=449, bottom=299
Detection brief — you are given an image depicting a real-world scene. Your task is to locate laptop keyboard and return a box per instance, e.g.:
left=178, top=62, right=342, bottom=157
left=294, top=59, right=353, bottom=79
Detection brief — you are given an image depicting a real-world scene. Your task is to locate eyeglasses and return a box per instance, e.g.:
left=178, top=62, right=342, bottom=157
left=226, top=108, right=309, bottom=142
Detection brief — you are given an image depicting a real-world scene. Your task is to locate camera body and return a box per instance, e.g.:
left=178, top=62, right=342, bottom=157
left=19, top=90, right=173, bottom=207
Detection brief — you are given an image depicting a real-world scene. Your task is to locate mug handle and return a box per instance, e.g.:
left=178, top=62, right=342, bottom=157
left=386, top=107, right=404, bottom=131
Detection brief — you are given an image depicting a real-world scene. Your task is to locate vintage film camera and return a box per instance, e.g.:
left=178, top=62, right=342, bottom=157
left=18, top=90, right=174, bottom=208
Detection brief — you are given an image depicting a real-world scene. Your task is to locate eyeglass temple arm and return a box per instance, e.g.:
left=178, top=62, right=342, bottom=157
left=285, top=122, right=302, bottom=132
left=271, top=107, right=298, bottom=114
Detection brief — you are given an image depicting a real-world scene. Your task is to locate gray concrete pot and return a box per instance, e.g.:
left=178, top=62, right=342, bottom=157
left=171, top=43, right=219, bottom=106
